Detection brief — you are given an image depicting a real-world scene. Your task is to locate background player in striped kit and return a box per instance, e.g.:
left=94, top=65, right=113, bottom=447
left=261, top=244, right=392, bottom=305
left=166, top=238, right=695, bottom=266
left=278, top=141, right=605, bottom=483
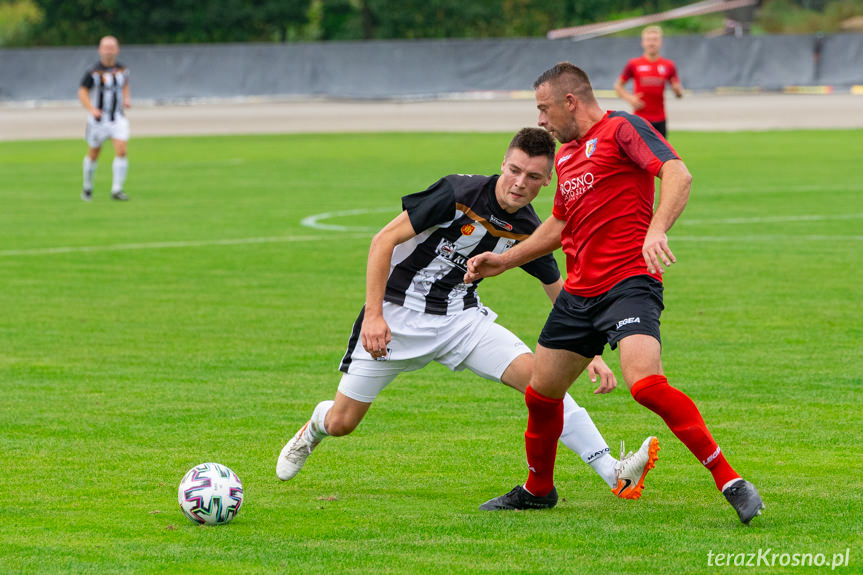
left=277, top=128, right=659, bottom=499
left=78, top=35, right=130, bottom=201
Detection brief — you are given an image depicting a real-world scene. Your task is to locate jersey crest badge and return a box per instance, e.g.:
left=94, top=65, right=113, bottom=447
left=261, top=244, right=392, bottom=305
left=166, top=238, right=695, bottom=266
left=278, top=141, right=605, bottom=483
left=461, top=223, right=475, bottom=236
left=585, top=138, right=598, bottom=159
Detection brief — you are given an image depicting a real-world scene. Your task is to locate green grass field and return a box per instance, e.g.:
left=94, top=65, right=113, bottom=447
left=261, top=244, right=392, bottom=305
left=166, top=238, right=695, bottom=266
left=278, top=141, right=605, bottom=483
left=1, top=130, right=861, bottom=574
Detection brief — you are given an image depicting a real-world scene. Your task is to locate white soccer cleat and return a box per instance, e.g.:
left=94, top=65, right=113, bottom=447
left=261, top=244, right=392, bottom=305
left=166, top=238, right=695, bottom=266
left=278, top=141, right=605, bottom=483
left=276, top=421, right=321, bottom=481
left=612, top=436, right=660, bottom=500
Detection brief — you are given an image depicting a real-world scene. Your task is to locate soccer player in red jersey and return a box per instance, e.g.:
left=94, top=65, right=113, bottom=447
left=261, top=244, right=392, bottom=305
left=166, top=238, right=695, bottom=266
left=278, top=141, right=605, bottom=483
left=466, top=63, right=764, bottom=524
left=614, top=26, right=683, bottom=138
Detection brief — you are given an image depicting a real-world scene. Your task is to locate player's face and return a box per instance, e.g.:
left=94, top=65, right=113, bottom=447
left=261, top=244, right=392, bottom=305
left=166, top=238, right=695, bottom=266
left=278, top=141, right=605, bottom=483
left=99, top=37, right=119, bottom=65
left=496, top=149, right=552, bottom=214
left=642, top=31, right=662, bottom=58
left=536, top=82, right=578, bottom=144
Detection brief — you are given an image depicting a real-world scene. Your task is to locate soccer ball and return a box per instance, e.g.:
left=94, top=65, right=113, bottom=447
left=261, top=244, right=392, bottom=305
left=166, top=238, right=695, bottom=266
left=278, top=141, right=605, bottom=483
left=177, top=462, right=244, bottom=525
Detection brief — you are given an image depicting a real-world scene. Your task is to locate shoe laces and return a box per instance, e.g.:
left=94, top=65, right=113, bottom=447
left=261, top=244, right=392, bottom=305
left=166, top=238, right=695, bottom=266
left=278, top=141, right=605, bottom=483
left=617, top=440, right=635, bottom=467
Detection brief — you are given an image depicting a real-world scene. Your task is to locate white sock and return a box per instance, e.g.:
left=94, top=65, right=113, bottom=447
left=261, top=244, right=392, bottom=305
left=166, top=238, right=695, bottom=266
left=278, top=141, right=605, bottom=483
left=112, top=157, right=128, bottom=192
left=559, top=393, right=619, bottom=488
left=83, top=157, right=97, bottom=190
left=590, top=454, right=620, bottom=489
left=303, top=400, right=334, bottom=443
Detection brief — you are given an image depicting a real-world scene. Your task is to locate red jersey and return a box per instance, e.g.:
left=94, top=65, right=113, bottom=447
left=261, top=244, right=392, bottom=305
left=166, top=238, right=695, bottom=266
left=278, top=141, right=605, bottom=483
left=552, top=111, right=678, bottom=297
left=619, top=56, right=678, bottom=123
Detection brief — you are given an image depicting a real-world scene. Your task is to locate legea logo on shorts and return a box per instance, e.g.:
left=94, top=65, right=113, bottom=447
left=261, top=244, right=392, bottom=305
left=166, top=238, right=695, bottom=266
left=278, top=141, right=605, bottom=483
left=616, top=316, right=640, bottom=329
left=560, top=172, right=595, bottom=203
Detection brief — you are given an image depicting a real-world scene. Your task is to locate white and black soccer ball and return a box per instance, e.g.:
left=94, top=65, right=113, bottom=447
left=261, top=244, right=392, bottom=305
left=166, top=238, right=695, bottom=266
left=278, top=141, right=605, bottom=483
left=177, top=462, right=244, bottom=525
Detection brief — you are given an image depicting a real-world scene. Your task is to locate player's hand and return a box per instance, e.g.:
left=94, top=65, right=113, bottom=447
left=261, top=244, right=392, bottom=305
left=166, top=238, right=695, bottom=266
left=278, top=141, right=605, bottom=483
left=642, top=228, right=676, bottom=275
left=91, top=109, right=102, bottom=120
left=124, top=99, right=131, bottom=109
left=361, top=313, right=391, bottom=359
left=587, top=356, right=617, bottom=394
left=631, top=93, right=645, bottom=111
left=464, top=252, right=506, bottom=284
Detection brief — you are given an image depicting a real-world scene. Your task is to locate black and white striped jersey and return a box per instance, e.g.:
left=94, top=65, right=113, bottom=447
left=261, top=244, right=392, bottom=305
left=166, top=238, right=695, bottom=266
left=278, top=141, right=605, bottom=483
left=80, top=61, right=129, bottom=122
left=385, top=174, right=560, bottom=316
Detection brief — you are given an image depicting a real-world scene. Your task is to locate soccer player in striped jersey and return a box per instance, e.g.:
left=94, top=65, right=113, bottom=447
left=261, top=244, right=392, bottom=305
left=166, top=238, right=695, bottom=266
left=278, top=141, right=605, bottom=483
left=278, top=128, right=659, bottom=499
left=467, top=63, right=763, bottom=524
left=78, top=36, right=130, bottom=201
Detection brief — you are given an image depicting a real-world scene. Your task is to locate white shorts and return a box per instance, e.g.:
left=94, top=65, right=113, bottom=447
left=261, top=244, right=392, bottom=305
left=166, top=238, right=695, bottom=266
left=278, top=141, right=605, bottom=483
left=337, top=302, right=532, bottom=403
left=85, top=115, right=130, bottom=148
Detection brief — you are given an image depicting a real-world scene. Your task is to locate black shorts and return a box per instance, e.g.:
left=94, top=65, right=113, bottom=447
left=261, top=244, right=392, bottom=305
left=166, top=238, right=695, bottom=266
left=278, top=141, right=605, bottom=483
left=538, top=275, right=664, bottom=358
left=650, top=120, right=667, bottom=138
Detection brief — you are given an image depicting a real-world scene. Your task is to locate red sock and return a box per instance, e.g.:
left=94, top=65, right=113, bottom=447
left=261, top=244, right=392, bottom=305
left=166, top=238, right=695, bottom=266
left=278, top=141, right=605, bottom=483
left=523, top=385, right=564, bottom=497
left=631, top=375, right=740, bottom=491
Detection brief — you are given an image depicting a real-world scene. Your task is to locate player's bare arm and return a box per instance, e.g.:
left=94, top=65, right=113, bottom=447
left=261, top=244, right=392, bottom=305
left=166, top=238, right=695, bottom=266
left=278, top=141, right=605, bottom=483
left=465, top=215, right=564, bottom=283
left=671, top=78, right=684, bottom=99
left=78, top=86, right=100, bottom=119
left=363, top=211, right=417, bottom=358
left=541, top=277, right=563, bottom=304
left=643, top=159, right=692, bottom=274
left=614, top=77, right=644, bottom=111
left=122, top=82, right=131, bottom=109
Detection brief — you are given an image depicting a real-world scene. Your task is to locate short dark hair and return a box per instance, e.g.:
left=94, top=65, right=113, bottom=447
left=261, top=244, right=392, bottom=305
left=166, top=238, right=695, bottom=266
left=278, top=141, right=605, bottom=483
left=507, top=127, right=556, bottom=161
left=533, top=62, right=596, bottom=104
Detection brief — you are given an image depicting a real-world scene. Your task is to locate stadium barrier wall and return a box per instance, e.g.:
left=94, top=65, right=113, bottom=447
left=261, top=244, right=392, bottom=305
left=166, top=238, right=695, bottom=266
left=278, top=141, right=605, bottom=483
left=1, top=33, right=861, bottom=102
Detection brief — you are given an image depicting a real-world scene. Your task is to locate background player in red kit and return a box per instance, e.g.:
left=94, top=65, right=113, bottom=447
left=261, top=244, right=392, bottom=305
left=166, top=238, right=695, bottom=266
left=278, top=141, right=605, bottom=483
left=466, top=63, right=764, bottom=525
left=614, top=25, right=683, bottom=138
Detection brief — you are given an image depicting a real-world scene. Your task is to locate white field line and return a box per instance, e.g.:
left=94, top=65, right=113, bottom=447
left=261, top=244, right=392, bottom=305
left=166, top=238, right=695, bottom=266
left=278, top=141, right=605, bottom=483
left=0, top=233, right=370, bottom=258
left=3, top=209, right=860, bottom=259
left=299, top=207, right=395, bottom=232
left=677, top=213, right=863, bottom=225
left=672, top=235, right=863, bottom=241
left=302, top=206, right=863, bottom=233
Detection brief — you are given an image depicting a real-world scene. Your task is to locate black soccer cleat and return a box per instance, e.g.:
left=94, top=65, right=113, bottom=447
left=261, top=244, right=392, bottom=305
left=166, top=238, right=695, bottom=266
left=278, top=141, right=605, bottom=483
left=479, top=485, right=558, bottom=511
left=723, top=479, right=764, bottom=525
left=82, top=188, right=92, bottom=201
left=111, top=190, right=129, bottom=201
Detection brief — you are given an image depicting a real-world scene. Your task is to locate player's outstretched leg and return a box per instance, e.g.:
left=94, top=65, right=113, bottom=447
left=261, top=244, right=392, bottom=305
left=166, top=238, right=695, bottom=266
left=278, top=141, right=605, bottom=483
left=722, top=479, right=765, bottom=525
left=559, top=393, right=622, bottom=489
left=277, top=400, right=333, bottom=481
left=611, top=436, right=660, bottom=499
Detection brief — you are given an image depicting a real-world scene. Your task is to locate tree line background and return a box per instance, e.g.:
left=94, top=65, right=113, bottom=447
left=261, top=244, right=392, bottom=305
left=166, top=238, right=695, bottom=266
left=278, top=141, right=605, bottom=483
left=1, top=0, right=861, bottom=46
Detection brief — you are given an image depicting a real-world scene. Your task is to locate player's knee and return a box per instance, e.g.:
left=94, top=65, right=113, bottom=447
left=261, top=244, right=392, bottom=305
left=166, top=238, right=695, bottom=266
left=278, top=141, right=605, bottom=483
left=501, top=352, right=533, bottom=392
left=324, top=413, right=359, bottom=437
